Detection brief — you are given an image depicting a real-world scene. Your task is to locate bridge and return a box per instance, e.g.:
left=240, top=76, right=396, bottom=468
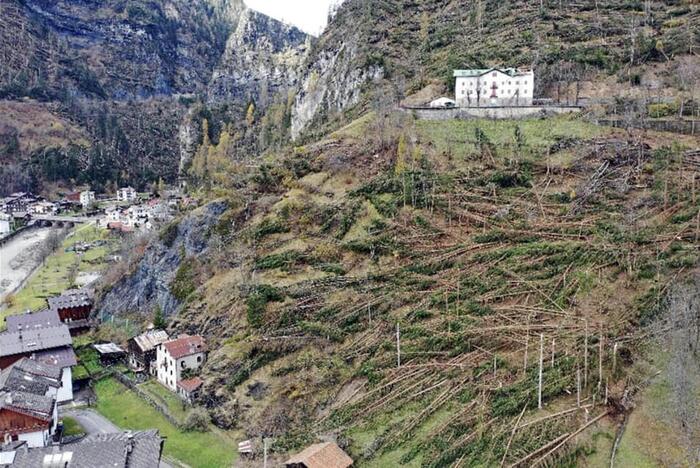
left=32, top=215, right=95, bottom=227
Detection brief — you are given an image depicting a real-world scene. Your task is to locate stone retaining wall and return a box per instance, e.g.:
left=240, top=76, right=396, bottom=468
left=402, top=105, right=582, bottom=120
left=598, top=118, right=699, bottom=135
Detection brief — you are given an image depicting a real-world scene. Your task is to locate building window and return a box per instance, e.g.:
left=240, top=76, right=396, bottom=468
left=181, top=361, right=186, bottom=369
left=197, top=356, right=202, bottom=363
left=516, top=81, right=519, bottom=85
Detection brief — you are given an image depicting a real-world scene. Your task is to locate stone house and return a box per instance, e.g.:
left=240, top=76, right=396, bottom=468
left=454, top=68, right=534, bottom=107
left=128, top=330, right=170, bottom=375
left=156, top=335, right=207, bottom=392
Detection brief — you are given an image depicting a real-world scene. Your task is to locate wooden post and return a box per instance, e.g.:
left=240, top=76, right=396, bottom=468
left=584, top=321, right=589, bottom=389
left=576, top=366, right=581, bottom=408
left=493, top=354, right=497, bottom=375
left=524, top=332, right=529, bottom=375
left=538, top=333, right=544, bottom=410
left=598, top=329, right=604, bottom=390
left=368, top=304, right=371, bottom=325
left=551, top=338, right=555, bottom=368
left=263, top=438, right=269, bottom=468
left=612, top=342, right=618, bottom=376
left=396, top=322, right=401, bottom=368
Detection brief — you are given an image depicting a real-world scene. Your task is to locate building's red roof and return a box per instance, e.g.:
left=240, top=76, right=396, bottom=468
left=162, top=335, right=207, bottom=359
left=177, top=377, right=203, bottom=393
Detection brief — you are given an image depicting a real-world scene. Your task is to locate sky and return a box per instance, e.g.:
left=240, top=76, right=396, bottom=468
left=245, top=0, right=342, bottom=36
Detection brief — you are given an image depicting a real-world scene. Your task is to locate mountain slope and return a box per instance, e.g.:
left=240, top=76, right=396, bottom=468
left=291, top=0, right=699, bottom=139
left=0, top=0, right=309, bottom=195
left=99, top=109, right=700, bottom=465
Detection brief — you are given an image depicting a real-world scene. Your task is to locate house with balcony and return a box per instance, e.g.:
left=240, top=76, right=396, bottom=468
left=156, top=335, right=207, bottom=393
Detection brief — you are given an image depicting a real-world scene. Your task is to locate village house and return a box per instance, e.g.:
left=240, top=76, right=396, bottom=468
left=0, top=320, right=76, bottom=402
left=8, top=301, right=92, bottom=338
left=284, top=441, right=353, bottom=468
left=28, top=201, right=57, bottom=216
left=47, top=290, right=93, bottom=325
left=177, top=377, right=203, bottom=404
left=117, top=186, right=138, bottom=203
left=1, top=429, right=164, bottom=466
left=79, top=190, right=95, bottom=208
left=0, top=358, right=69, bottom=404
left=0, top=390, right=56, bottom=448
left=1, top=193, right=35, bottom=214
left=93, top=343, right=126, bottom=366
left=128, top=330, right=170, bottom=375
left=156, top=335, right=207, bottom=392
left=454, top=68, right=534, bottom=107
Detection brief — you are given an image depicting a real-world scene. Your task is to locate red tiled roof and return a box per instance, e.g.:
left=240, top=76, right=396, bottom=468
left=284, top=442, right=353, bottom=468
left=177, top=377, right=203, bottom=393
left=162, top=335, right=207, bottom=359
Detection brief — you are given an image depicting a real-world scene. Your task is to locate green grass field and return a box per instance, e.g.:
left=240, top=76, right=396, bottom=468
left=415, top=114, right=607, bottom=156
left=139, top=379, right=189, bottom=422
left=61, top=416, right=86, bottom=437
left=94, top=378, right=235, bottom=468
left=1, top=224, right=113, bottom=326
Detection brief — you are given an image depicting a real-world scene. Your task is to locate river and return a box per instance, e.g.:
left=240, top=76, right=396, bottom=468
left=0, top=227, right=53, bottom=303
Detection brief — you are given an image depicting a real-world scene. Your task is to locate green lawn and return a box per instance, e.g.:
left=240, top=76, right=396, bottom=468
left=415, top=114, right=608, bottom=156
left=61, top=416, right=86, bottom=437
left=139, top=379, right=189, bottom=422
left=94, top=378, right=235, bottom=468
left=1, top=224, right=114, bottom=326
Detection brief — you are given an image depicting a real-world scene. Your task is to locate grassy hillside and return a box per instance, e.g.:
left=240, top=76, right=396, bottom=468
left=145, top=110, right=699, bottom=465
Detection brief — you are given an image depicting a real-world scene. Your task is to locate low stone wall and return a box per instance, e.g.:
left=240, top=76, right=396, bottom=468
left=598, top=118, right=699, bottom=135
left=402, top=105, right=582, bottom=121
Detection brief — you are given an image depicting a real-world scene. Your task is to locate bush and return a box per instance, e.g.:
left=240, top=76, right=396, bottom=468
left=246, top=285, right=284, bottom=328
left=160, top=221, right=179, bottom=248
left=183, top=408, right=210, bottom=432
left=647, top=102, right=679, bottom=118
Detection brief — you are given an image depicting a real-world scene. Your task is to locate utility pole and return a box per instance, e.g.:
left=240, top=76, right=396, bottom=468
left=396, top=322, right=401, bottom=368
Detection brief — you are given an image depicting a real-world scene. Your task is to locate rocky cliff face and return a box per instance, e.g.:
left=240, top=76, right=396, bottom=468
left=0, top=0, right=309, bottom=194
left=99, top=200, right=228, bottom=318
left=208, top=8, right=309, bottom=105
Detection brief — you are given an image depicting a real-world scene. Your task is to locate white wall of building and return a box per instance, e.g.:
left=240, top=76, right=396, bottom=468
left=455, top=70, right=534, bottom=107
left=18, top=429, right=49, bottom=448
left=56, top=367, right=73, bottom=403
left=156, top=346, right=206, bottom=392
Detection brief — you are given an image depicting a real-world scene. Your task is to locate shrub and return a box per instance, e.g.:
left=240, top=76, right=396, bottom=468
left=246, top=285, right=284, bottom=328
left=647, top=102, right=679, bottom=118
left=160, top=221, right=179, bottom=248
left=183, top=408, right=210, bottom=432
left=170, top=257, right=199, bottom=301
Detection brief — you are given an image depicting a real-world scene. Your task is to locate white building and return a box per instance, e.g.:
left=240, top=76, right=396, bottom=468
left=0, top=213, right=11, bottom=236
left=29, top=201, right=57, bottom=215
left=117, top=187, right=137, bottom=203
left=79, top=191, right=95, bottom=208
left=454, top=68, right=534, bottom=107
left=156, top=335, right=207, bottom=392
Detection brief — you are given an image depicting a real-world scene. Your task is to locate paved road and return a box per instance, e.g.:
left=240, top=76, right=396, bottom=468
left=62, top=408, right=176, bottom=468
left=62, top=408, right=120, bottom=434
